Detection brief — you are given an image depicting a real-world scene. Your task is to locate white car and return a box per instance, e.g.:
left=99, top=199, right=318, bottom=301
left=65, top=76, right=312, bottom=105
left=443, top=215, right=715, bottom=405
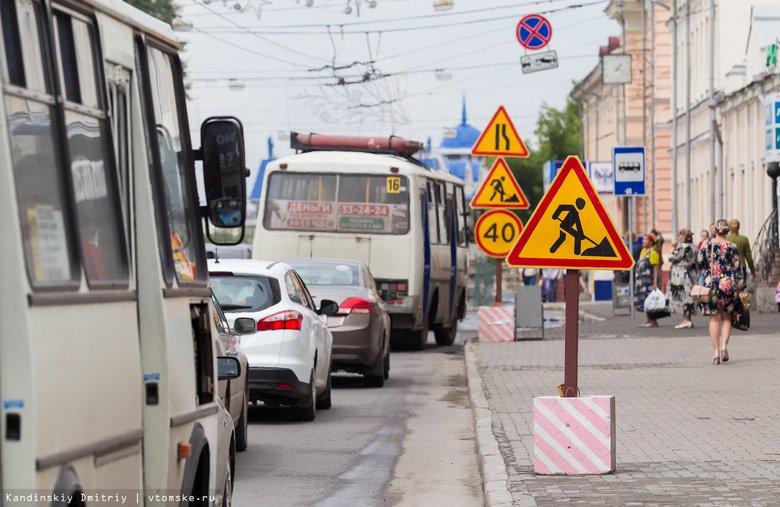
left=209, top=259, right=338, bottom=421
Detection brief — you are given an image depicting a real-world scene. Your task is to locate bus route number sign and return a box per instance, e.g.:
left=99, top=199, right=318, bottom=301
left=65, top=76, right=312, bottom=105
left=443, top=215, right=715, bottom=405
left=386, top=177, right=401, bottom=193
left=475, top=209, right=524, bottom=258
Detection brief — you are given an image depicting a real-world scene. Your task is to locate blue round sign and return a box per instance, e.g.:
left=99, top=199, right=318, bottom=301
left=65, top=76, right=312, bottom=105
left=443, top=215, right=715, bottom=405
left=516, top=14, right=552, bottom=50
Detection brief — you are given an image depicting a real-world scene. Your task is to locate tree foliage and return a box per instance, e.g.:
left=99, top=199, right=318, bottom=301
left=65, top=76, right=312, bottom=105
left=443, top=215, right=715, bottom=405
left=125, top=0, right=178, bottom=24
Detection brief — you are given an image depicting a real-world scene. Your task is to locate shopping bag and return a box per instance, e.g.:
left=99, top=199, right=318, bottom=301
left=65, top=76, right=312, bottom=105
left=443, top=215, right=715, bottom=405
left=731, top=291, right=750, bottom=332
left=644, top=289, right=666, bottom=312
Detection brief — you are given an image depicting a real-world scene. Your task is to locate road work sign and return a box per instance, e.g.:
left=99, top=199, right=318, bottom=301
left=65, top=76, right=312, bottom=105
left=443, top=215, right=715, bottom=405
left=471, top=106, right=529, bottom=157
left=475, top=209, right=524, bottom=258
left=506, top=156, right=634, bottom=270
left=470, top=157, right=530, bottom=209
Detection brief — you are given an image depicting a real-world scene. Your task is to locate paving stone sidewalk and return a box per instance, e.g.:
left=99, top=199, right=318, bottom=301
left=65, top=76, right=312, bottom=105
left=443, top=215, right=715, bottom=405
left=465, top=301, right=780, bottom=506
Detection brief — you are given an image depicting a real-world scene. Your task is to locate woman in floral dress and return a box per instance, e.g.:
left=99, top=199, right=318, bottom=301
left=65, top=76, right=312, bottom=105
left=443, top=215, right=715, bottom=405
left=668, top=229, right=697, bottom=329
left=696, top=219, right=745, bottom=364
left=634, top=232, right=661, bottom=327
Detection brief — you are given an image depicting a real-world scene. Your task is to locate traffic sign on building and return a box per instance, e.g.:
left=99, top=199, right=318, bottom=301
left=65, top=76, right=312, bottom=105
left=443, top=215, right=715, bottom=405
left=506, top=156, right=633, bottom=270
left=765, top=93, right=780, bottom=163
left=470, top=157, right=530, bottom=209
left=471, top=106, right=529, bottom=157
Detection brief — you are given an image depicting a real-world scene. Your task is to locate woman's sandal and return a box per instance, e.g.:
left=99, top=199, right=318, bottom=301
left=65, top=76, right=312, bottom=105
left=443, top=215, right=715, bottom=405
left=712, top=355, right=720, bottom=365
left=721, top=349, right=729, bottom=362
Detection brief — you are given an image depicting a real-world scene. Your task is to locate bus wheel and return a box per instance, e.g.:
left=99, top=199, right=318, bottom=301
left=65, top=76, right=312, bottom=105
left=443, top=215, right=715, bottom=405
left=434, top=318, right=457, bottom=346
left=410, top=320, right=429, bottom=351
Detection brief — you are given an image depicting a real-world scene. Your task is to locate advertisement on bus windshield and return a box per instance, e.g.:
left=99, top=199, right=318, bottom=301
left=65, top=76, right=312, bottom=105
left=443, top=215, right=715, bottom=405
left=264, top=173, right=409, bottom=234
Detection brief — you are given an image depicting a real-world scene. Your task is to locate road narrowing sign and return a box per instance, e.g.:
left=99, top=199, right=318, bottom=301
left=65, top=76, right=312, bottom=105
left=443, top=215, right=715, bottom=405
left=475, top=210, right=524, bottom=258
left=505, top=156, right=634, bottom=270
left=470, top=157, right=530, bottom=209
left=471, top=106, right=529, bottom=157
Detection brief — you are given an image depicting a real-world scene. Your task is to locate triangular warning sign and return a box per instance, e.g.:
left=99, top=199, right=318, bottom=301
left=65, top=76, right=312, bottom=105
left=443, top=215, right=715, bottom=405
left=471, top=105, right=529, bottom=157
left=506, top=156, right=634, bottom=270
left=470, top=158, right=530, bottom=209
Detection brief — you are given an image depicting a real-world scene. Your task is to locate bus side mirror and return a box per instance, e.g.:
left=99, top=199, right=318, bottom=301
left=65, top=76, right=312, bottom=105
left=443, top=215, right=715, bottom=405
left=199, top=117, right=248, bottom=244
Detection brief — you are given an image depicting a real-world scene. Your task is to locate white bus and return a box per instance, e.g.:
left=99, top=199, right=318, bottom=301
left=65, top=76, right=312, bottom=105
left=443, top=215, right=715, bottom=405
left=0, top=0, right=247, bottom=503
left=252, top=133, right=470, bottom=350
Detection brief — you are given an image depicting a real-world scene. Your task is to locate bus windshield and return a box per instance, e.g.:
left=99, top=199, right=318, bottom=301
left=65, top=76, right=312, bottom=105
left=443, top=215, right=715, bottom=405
left=263, top=172, right=409, bottom=235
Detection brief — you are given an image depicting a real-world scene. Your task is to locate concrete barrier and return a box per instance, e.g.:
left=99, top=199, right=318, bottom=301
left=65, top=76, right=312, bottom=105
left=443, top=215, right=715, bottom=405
left=533, top=395, right=616, bottom=475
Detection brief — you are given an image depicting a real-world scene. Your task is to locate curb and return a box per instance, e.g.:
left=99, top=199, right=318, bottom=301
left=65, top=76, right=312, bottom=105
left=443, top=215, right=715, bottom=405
left=464, top=338, right=515, bottom=507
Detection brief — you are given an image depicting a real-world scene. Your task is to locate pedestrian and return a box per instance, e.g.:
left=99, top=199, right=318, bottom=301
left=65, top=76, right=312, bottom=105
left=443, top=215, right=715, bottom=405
left=634, top=232, right=661, bottom=327
left=521, top=267, right=539, bottom=286
left=651, top=228, right=665, bottom=290
left=696, top=219, right=746, bottom=365
left=725, top=219, right=756, bottom=281
left=542, top=268, right=561, bottom=302
left=668, top=228, right=696, bottom=329
left=697, top=229, right=710, bottom=250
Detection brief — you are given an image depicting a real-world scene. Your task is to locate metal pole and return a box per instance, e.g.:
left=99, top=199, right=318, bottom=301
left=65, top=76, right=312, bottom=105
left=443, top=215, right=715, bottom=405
left=495, top=261, right=502, bottom=305
left=629, top=197, right=635, bottom=318
left=671, top=0, right=679, bottom=234
left=650, top=0, right=657, bottom=229
left=708, top=0, right=716, bottom=222
left=642, top=0, right=648, bottom=230
left=685, top=0, right=691, bottom=228
left=563, top=269, right=580, bottom=397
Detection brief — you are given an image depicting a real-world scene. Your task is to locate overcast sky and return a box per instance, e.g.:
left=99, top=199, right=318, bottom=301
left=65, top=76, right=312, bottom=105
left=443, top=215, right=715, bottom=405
left=177, top=0, right=620, bottom=185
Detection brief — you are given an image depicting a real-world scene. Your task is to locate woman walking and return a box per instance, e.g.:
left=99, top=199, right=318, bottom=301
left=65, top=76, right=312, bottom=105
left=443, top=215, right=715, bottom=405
left=668, top=229, right=697, bottom=329
left=696, top=219, right=745, bottom=364
left=634, top=232, right=661, bottom=327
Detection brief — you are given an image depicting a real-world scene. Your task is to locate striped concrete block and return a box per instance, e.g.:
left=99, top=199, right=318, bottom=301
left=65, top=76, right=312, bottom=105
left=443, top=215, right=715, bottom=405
left=533, top=395, right=616, bottom=475
left=478, top=306, right=514, bottom=342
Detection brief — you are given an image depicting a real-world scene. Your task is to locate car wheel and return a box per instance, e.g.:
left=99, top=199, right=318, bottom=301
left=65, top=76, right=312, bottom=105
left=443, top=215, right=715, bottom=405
left=383, top=348, right=390, bottom=380
left=291, top=370, right=316, bottom=422
left=235, top=388, right=248, bottom=452
left=364, top=342, right=385, bottom=388
left=434, top=317, right=458, bottom=346
left=316, top=370, right=332, bottom=410
left=222, top=452, right=233, bottom=507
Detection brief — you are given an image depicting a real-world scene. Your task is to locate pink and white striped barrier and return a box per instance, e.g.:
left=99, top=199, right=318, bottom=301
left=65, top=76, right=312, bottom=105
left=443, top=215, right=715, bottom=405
left=533, top=395, right=616, bottom=475
left=478, top=306, right=514, bottom=342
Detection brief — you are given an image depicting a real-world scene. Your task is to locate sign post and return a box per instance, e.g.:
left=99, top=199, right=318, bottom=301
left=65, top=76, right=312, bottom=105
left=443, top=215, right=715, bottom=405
left=506, top=156, right=634, bottom=395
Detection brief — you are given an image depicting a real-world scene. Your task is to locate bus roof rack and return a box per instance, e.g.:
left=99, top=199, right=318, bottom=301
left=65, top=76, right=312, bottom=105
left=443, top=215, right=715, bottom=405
left=290, top=132, right=424, bottom=157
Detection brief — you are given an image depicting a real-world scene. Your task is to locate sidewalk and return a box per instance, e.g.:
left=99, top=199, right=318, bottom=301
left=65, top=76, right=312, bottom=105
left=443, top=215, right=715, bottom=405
left=463, top=301, right=780, bottom=505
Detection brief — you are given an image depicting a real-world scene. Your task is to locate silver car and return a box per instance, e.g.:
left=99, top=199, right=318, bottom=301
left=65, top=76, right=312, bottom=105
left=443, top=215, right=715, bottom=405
left=285, top=259, right=393, bottom=388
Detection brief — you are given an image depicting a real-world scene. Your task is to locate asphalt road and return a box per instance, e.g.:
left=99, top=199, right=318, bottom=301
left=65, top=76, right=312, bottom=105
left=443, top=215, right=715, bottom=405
left=232, top=332, right=483, bottom=506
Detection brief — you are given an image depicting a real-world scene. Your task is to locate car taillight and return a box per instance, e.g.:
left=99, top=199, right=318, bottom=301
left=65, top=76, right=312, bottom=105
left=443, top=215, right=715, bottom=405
left=257, top=310, right=303, bottom=331
left=338, top=298, right=374, bottom=315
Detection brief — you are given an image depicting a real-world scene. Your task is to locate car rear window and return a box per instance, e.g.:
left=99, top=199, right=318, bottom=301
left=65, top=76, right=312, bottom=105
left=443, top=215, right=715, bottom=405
left=210, top=275, right=281, bottom=312
left=287, top=262, right=359, bottom=287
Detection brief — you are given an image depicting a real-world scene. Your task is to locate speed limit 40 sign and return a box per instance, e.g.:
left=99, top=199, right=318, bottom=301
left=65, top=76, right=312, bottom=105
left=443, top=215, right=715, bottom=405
left=475, top=209, right=524, bottom=258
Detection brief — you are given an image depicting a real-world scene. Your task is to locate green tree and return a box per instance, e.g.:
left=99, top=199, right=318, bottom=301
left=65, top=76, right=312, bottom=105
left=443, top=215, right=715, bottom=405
left=125, top=0, right=178, bottom=24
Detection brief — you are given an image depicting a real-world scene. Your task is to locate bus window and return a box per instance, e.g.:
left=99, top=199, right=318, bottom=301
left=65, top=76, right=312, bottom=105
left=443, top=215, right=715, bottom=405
left=55, top=11, right=128, bottom=286
left=426, top=181, right=439, bottom=244
left=2, top=0, right=79, bottom=286
left=264, top=173, right=409, bottom=235
left=436, top=183, right=449, bottom=245
left=142, top=45, right=204, bottom=284
left=455, top=186, right=467, bottom=246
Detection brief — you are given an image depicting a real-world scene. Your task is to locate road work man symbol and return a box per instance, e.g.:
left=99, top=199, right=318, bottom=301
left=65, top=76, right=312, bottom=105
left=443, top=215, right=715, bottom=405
left=489, top=176, right=521, bottom=203
left=550, top=198, right=617, bottom=257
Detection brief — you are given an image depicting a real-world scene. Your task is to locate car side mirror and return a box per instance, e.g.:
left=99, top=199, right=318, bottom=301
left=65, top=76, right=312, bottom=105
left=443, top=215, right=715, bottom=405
left=233, top=317, right=256, bottom=335
left=318, top=299, right=339, bottom=316
left=217, top=356, right=241, bottom=380
left=199, top=117, right=248, bottom=245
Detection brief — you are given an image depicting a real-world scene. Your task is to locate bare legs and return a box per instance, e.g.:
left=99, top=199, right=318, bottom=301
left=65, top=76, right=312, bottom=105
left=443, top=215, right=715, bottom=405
left=708, top=311, right=732, bottom=364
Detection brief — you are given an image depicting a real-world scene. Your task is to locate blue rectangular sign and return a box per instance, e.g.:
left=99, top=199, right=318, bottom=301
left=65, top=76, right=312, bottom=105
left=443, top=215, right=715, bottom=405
left=613, top=146, right=646, bottom=196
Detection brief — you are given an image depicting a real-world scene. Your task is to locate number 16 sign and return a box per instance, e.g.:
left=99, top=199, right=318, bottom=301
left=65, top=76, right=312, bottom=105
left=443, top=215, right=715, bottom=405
left=475, top=209, right=524, bottom=258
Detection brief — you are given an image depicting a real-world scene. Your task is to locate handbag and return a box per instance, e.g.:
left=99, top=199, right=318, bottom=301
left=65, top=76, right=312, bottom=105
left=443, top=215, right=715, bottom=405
left=731, top=291, right=750, bottom=332
left=691, top=243, right=713, bottom=303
